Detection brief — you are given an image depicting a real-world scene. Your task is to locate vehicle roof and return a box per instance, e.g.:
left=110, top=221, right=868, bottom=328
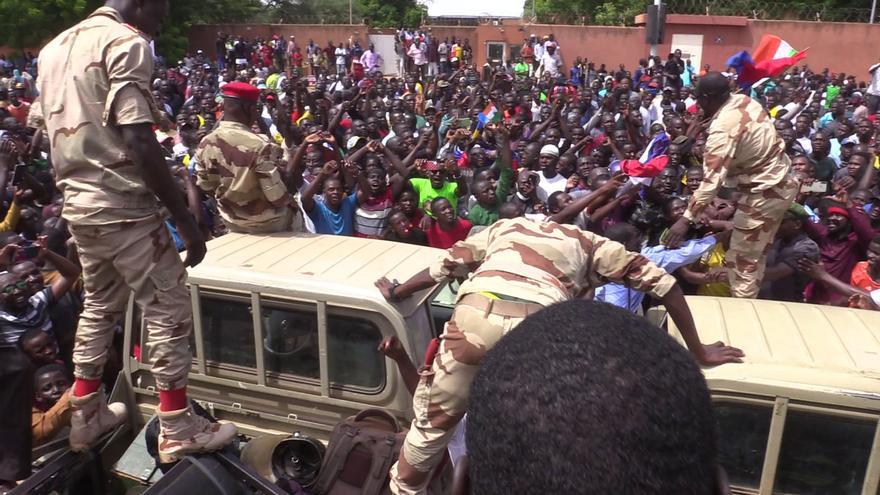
left=669, top=296, right=880, bottom=404
left=187, top=233, right=445, bottom=316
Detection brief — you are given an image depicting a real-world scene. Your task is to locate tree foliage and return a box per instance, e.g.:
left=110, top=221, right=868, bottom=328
left=156, top=0, right=262, bottom=62
left=263, top=0, right=424, bottom=27
left=533, top=0, right=649, bottom=25
left=0, top=0, right=102, bottom=50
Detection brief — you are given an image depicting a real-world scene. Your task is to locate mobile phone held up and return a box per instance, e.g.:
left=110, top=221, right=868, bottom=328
left=11, top=163, right=26, bottom=186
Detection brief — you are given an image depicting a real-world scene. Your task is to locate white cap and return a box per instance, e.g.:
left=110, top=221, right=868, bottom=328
left=871, top=289, right=880, bottom=308
left=540, top=144, right=559, bottom=157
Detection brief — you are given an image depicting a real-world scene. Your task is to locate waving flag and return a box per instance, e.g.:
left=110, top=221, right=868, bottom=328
left=752, top=35, right=800, bottom=64
left=727, top=44, right=808, bottom=90
left=476, top=103, right=500, bottom=129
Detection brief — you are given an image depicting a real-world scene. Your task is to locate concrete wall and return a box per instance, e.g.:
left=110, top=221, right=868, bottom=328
left=189, top=18, right=880, bottom=80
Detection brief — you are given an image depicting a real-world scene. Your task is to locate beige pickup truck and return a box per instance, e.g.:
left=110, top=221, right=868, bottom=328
left=667, top=297, right=880, bottom=495
left=102, top=233, right=880, bottom=494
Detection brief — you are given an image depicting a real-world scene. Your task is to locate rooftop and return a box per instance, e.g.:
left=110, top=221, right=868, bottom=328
left=187, top=233, right=445, bottom=316
left=670, top=296, right=880, bottom=406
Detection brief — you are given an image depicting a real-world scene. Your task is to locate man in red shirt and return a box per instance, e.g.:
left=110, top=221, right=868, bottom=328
left=426, top=197, right=471, bottom=249
left=851, top=236, right=880, bottom=292
left=805, top=205, right=876, bottom=305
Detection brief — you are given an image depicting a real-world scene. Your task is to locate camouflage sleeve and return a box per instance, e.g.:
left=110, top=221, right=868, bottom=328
left=683, top=121, right=735, bottom=222
left=103, top=34, right=161, bottom=126
left=428, top=223, right=492, bottom=282
left=254, top=143, right=291, bottom=208
left=194, top=145, right=219, bottom=193
left=589, top=233, right=677, bottom=299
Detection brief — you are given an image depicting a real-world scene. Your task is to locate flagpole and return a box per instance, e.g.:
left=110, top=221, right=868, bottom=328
left=871, top=0, right=877, bottom=24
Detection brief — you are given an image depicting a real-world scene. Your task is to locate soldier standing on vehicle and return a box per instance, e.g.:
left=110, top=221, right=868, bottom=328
left=195, top=81, right=304, bottom=233
left=38, top=0, right=236, bottom=461
left=664, top=72, right=798, bottom=298
left=375, top=217, right=744, bottom=495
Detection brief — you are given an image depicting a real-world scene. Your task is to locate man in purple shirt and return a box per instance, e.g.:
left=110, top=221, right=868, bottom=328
left=804, top=204, right=876, bottom=305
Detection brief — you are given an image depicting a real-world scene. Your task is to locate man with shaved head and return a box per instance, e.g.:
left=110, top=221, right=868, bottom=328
left=665, top=72, right=798, bottom=298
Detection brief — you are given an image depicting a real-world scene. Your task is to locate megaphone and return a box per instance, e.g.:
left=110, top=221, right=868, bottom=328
left=241, top=432, right=325, bottom=489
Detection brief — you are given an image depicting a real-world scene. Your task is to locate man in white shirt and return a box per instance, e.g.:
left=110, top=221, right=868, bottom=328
left=334, top=43, right=348, bottom=75
left=538, top=42, right=563, bottom=79
left=868, top=60, right=880, bottom=114
left=536, top=144, right=567, bottom=202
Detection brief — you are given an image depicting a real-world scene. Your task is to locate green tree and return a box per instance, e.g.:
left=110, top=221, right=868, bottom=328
left=0, top=0, right=102, bottom=51
left=534, top=0, right=649, bottom=24
left=156, top=0, right=262, bottom=62
left=263, top=0, right=424, bottom=27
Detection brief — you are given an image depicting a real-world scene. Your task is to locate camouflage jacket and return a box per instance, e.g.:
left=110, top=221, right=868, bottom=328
left=685, top=94, right=791, bottom=221
left=429, top=217, right=677, bottom=306
left=38, top=6, right=163, bottom=224
left=195, top=121, right=295, bottom=231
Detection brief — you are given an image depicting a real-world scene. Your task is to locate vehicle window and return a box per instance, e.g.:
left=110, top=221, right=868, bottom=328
left=201, top=295, right=255, bottom=368
left=328, top=313, right=384, bottom=390
left=774, top=411, right=875, bottom=494
left=261, top=305, right=320, bottom=380
left=715, top=402, right=772, bottom=489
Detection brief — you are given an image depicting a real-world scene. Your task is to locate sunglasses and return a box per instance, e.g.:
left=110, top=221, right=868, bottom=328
left=2, top=281, right=27, bottom=294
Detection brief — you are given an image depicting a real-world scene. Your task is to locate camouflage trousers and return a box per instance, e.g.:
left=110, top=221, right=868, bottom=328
left=70, top=213, right=193, bottom=391
left=390, top=293, right=542, bottom=495
left=727, top=177, right=798, bottom=298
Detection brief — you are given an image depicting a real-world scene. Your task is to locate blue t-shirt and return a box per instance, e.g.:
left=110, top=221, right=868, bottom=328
left=309, top=194, right=357, bottom=235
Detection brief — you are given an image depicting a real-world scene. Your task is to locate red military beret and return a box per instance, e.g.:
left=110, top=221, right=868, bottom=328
left=221, top=81, right=260, bottom=103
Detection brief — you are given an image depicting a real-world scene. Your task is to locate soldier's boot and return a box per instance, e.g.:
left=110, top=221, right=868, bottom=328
left=69, top=390, right=127, bottom=452
left=157, top=406, right=237, bottom=463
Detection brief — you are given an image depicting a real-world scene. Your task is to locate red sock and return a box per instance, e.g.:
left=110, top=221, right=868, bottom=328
left=73, top=378, right=101, bottom=397
left=159, top=387, right=188, bottom=412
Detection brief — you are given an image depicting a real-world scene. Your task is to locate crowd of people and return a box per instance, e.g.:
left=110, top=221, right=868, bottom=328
left=1, top=2, right=880, bottom=491
left=154, top=33, right=880, bottom=309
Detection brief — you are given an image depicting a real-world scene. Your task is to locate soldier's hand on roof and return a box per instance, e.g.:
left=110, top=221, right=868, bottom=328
left=375, top=277, right=400, bottom=301
left=698, top=341, right=745, bottom=366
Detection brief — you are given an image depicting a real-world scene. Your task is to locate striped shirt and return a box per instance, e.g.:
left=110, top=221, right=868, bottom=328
left=354, top=188, right=394, bottom=238
left=0, top=288, right=55, bottom=349
left=429, top=217, right=676, bottom=307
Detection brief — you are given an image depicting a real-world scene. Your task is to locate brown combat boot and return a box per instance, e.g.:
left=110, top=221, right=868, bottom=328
left=69, top=390, right=127, bottom=452
left=157, top=406, right=237, bottom=463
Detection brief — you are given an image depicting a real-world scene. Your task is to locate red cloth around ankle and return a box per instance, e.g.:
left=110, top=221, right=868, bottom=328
left=73, top=378, right=101, bottom=397
left=159, top=387, right=188, bottom=412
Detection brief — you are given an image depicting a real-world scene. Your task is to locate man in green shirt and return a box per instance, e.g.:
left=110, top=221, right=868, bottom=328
left=514, top=58, right=530, bottom=80
left=409, top=160, right=467, bottom=214
left=469, top=125, right=513, bottom=226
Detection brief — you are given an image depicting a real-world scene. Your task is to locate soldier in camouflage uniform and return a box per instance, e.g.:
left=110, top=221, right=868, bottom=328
left=666, top=72, right=799, bottom=299
left=194, top=81, right=304, bottom=234
left=375, top=217, right=744, bottom=494
left=38, top=0, right=236, bottom=461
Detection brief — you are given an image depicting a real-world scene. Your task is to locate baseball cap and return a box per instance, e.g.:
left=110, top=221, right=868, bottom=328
left=347, top=135, right=365, bottom=150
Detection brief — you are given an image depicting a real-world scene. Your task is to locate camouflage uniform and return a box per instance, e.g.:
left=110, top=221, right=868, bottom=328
left=683, top=94, right=797, bottom=299
left=195, top=121, right=303, bottom=233
left=390, top=217, right=677, bottom=494
left=38, top=7, right=193, bottom=391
